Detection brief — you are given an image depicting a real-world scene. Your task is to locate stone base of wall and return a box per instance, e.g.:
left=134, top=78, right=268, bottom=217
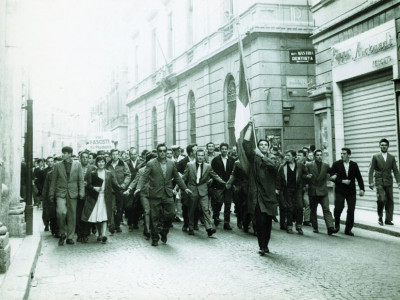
left=0, top=232, right=10, bottom=273
left=7, top=214, right=26, bottom=237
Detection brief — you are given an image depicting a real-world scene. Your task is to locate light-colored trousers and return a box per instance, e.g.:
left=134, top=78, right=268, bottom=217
left=56, top=195, right=77, bottom=239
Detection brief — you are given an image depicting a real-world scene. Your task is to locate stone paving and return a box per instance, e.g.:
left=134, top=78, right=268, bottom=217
left=29, top=215, right=400, bottom=300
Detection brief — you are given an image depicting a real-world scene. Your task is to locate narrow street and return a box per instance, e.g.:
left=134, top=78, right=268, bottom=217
left=29, top=215, right=400, bottom=299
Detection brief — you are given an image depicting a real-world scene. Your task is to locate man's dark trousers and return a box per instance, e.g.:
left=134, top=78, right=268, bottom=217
left=149, top=196, right=175, bottom=242
left=334, top=192, right=356, bottom=231
left=376, top=185, right=394, bottom=222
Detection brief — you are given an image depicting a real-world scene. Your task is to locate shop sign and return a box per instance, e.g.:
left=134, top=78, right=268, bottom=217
left=289, top=49, right=315, bottom=64
left=331, top=20, right=396, bottom=82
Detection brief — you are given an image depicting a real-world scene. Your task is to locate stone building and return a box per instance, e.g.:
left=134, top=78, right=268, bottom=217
left=309, top=0, right=400, bottom=211
left=126, top=0, right=315, bottom=153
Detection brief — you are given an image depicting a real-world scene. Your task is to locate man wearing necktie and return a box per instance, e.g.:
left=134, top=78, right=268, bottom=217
left=182, top=149, right=226, bottom=236
left=368, top=138, right=400, bottom=226
left=305, top=149, right=335, bottom=235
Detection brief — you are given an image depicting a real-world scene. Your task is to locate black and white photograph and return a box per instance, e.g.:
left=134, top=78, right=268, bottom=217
left=0, top=0, right=400, bottom=299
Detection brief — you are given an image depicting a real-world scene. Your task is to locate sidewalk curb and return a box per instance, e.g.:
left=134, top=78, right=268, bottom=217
left=317, top=215, right=400, bottom=238
left=0, top=234, right=42, bottom=300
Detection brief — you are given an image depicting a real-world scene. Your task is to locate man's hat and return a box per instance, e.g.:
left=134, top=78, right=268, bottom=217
left=171, top=145, right=180, bottom=150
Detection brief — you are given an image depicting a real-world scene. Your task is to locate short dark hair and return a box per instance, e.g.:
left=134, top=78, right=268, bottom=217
left=62, top=146, right=73, bottom=154
left=220, top=142, right=229, bottom=150
left=379, top=138, right=389, bottom=146
left=110, top=149, right=119, bottom=155
left=141, top=149, right=149, bottom=157
left=314, top=149, right=322, bottom=156
left=156, top=143, right=167, bottom=152
left=257, top=139, right=269, bottom=148
left=341, top=147, right=351, bottom=155
left=37, top=158, right=44, bottom=163
left=302, top=147, right=310, bottom=153
left=206, top=142, right=214, bottom=149
left=297, top=150, right=306, bottom=157
left=310, top=145, right=316, bottom=152
left=196, top=149, right=205, bottom=157
left=286, top=150, right=296, bottom=157
left=89, top=152, right=97, bottom=159
left=97, top=150, right=105, bottom=156
left=186, top=144, right=197, bottom=156
left=95, top=155, right=106, bottom=166
left=80, top=151, right=89, bottom=158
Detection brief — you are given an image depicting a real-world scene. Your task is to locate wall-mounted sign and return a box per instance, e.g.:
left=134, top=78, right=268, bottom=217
left=286, top=76, right=309, bottom=88
left=331, top=20, right=396, bottom=82
left=289, top=49, right=315, bottom=64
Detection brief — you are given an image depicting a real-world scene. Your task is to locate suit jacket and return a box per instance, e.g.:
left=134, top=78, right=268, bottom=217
left=126, top=158, right=144, bottom=184
left=329, top=160, right=364, bottom=196
left=49, top=160, right=85, bottom=199
left=211, top=155, right=235, bottom=189
left=106, top=159, right=131, bottom=191
left=368, top=152, right=400, bottom=187
left=277, top=162, right=308, bottom=191
left=177, top=156, right=194, bottom=174
left=137, top=158, right=188, bottom=199
left=182, top=162, right=225, bottom=197
left=306, top=161, right=329, bottom=196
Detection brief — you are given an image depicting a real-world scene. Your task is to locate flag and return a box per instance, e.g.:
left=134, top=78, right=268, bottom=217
left=234, top=54, right=251, bottom=141
left=235, top=51, right=252, bottom=175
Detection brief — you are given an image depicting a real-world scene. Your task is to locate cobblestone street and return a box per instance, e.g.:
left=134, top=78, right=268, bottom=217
left=29, top=214, right=400, bottom=300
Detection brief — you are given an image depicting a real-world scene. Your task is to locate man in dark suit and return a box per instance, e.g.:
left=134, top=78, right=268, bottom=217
left=211, top=142, right=235, bottom=230
left=305, top=149, right=335, bottom=235
left=177, top=144, right=198, bottom=231
left=329, top=147, right=364, bottom=236
left=49, top=146, right=85, bottom=245
left=368, top=138, right=400, bottom=226
left=126, top=147, right=144, bottom=231
left=182, top=149, right=225, bottom=236
left=136, top=143, right=192, bottom=246
left=276, top=150, right=308, bottom=235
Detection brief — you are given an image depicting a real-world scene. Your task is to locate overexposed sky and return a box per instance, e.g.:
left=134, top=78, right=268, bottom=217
left=21, top=0, right=150, bottom=115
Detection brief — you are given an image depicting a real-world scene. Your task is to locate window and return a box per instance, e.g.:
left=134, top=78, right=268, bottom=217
left=188, top=91, right=196, bottom=143
left=168, top=13, right=173, bottom=59
left=226, top=76, right=237, bottom=147
left=187, top=0, right=193, bottom=46
left=152, top=107, right=158, bottom=150
left=166, top=98, right=176, bottom=146
left=134, top=45, right=139, bottom=83
left=151, top=28, right=157, bottom=72
left=135, top=114, right=139, bottom=151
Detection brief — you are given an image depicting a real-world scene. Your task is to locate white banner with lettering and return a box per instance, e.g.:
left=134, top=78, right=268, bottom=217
left=84, top=132, right=115, bottom=152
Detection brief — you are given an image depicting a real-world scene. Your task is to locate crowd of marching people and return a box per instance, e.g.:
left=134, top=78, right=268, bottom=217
left=29, top=121, right=399, bottom=256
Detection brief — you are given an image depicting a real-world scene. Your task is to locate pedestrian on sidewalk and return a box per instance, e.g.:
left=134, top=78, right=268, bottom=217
left=135, top=143, right=192, bottom=247
left=49, top=146, right=85, bottom=246
left=41, top=156, right=58, bottom=237
left=82, top=155, right=117, bottom=244
left=305, top=149, right=335, bottom=236
left=368, top=138, right=400, bottom=226
left=329, top=147, right=364, bottom=236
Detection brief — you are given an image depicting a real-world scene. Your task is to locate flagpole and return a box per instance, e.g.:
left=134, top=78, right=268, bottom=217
left=235, top=19, right=258, bottom=148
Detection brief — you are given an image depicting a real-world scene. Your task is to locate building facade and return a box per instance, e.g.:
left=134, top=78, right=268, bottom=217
left=126, top=0, right=316, bottom=153
left=309, top=0, right=400, bottom=210
left=89, top=67, right=129, bottom=151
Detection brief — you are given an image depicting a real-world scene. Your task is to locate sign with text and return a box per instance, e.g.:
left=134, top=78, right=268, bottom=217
left=331, top=20, right=396, bottom=82
left=85, top=133, right=115, bottom=152
left=289, top=49, right=315, bottom=64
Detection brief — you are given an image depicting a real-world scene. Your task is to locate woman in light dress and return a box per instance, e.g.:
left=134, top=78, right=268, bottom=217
left=81, top=155, right=116, bottom=243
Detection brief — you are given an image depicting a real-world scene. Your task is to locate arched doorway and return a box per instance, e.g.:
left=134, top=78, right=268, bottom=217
left=166, top=98, right=176, bottom=146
